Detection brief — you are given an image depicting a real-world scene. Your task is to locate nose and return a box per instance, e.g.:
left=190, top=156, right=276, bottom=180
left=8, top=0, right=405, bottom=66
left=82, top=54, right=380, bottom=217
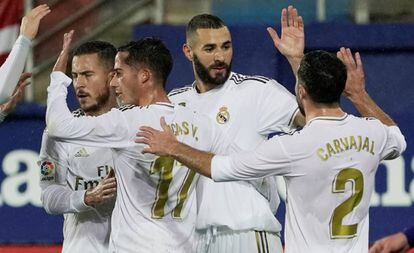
left=110, top=76, right=118, bottom=88
left=74, top=76, right=86, bottom=89
left=214, top=50, right=224, bottom=62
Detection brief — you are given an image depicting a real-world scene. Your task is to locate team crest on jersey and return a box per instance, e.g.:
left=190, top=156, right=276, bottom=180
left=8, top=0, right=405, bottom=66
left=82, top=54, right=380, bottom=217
left=216, top=106, right=230, bottom=124
left=40, top=161, right=55, bottom=181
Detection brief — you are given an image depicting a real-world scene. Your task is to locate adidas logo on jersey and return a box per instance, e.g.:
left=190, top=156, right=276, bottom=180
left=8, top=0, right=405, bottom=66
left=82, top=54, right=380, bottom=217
left=74, top=148, right=89, bottom=158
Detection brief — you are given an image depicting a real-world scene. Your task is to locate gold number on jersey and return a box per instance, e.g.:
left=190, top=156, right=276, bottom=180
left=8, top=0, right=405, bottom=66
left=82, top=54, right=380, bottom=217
left=150, top=156, right=174, bottom=219
left=330, top=168, right=364, bottom=239
left=150, top=157, right=196, bottom=219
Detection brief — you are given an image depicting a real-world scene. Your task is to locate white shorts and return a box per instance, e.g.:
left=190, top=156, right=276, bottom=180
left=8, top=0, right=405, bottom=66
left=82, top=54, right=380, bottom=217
left=195, top=229, right=282, bottom=253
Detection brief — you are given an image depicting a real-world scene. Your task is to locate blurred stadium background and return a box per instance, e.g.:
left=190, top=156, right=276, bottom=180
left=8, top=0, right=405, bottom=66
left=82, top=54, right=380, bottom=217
left=0, top=0, right=413, bottom=251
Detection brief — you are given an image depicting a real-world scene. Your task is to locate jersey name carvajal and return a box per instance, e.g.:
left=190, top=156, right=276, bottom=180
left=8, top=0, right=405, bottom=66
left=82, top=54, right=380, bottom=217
left=211, top=114, right=406, bottom=253
left=169, top=72, right=299, bottom=232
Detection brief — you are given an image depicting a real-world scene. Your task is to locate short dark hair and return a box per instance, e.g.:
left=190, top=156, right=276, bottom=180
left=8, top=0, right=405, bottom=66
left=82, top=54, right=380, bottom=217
left=117, top=37, right=173, bottom=87
left=73, top=41, right=116, bottom=70
left=186, top=14, right=226, bottom=40
left=298, top=50, right=347, bottom=104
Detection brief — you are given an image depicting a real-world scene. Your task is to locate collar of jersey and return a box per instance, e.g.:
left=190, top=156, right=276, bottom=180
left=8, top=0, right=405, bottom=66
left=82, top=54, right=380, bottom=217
left=153, top=102, right=175, bottom=109
left=306, top=113, right=349, bottom=126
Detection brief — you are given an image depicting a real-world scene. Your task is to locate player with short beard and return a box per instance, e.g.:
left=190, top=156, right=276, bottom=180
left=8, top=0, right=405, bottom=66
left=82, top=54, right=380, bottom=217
left=39, top=31, right=118, bottom=253
left=167, top=7, right=305, bottom=253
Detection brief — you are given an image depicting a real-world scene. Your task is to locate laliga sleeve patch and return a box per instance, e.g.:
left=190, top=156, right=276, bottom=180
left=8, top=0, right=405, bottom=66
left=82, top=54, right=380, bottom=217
left=40, top=160, right=56, bottom=181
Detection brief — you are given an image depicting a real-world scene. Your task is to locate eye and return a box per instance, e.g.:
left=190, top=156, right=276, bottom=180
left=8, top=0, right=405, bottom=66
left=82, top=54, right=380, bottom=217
left=204, top=47, right=213, bottom=53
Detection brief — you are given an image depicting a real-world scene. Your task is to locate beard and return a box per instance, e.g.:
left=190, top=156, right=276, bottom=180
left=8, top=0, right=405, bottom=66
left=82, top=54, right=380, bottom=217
left=193, top=54, right=231, bottom=86
left=80, top=87, right=111, bottom=114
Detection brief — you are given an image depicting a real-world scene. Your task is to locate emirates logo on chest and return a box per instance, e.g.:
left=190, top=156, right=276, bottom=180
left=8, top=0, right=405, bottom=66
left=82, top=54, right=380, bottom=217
left=216, top=106, right=230, bottom=124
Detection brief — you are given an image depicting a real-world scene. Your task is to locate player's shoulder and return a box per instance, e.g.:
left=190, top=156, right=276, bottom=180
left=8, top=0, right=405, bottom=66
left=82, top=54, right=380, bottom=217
left=71, top=109, right=85, bottom=117
left=350, top=114, right=385, bottom=128
left=228, top=72, right=273, bottom=87
left=168, top=85, right=193, bottom=98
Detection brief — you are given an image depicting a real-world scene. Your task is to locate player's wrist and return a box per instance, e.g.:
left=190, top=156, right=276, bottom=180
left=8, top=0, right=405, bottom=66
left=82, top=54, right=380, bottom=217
left=345, top=89, right=369, bottom=104
left=84, top=190, right=96, bottom=206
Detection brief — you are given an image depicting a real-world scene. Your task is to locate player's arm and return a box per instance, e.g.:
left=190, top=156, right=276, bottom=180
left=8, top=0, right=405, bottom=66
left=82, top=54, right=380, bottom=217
left=39, top=131, right=93, bottom=214
left=337, top=48, right=395, bottom=126
left=267, top=5, right=304, bottom=75
left=46, top=71, right=130, bottom=148
left=137, top=117, right=292, bottom=180
left=0, top=5, right=50, bottom=104
left=338, top=48, right=406, bottom=159
left=0, top=73, right=31, bottom=123
left=40, top=132, right=117, bottom=213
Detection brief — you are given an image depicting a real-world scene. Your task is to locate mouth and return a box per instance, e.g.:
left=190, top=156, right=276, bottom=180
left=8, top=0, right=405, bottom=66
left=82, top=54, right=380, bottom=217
left=212, top=66, right=226, bottom=75
left=76, top=92, right=90, bottom=102
left=77, top=93, right=89, bottom=98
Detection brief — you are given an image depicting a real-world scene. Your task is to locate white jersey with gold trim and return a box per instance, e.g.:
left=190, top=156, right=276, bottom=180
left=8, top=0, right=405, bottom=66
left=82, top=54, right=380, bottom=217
left=169, top=72, right=298, bottom=233
left=212, top=114, right=406, bottom=253
left=39, top=122, right=115, bottom=253
left=46, top=71, right=225, bottom=253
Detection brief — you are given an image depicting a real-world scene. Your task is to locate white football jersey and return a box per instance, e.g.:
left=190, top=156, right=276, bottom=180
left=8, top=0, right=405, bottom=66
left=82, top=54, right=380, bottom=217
left=169, top=72, right=298, bottom=232
left=46, top=72, right=225, bottom=253
left=212, top=114, right=406, bottom=253
left=39, top=113, right=115, bottom=253
left=0, top=35, right=31, bottom=104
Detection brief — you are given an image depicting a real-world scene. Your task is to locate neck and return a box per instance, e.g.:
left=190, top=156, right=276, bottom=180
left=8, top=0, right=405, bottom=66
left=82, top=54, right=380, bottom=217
left=138, top=87, right=170, bottom=106
left=195, top=80, right=217, bottom=93
left=304, top=102, right=346, bottom=123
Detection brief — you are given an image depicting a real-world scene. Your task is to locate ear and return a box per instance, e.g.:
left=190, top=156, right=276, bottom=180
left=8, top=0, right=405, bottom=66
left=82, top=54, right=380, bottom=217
left=183, top=43, right=193, bottom=61
left=139, top=68, right=151, bottom=84
left=298, top=84, right=307, bottom=100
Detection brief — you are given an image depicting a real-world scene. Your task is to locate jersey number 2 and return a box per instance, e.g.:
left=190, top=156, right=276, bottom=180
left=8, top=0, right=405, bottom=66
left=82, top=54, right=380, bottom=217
left=150, top=156, right=196, bottom=219
left=330, top=168, right=364, bottom=239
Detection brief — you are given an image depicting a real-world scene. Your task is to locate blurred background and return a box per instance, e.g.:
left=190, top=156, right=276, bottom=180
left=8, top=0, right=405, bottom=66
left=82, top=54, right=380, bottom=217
left=0, top=0, right=413, bottom=251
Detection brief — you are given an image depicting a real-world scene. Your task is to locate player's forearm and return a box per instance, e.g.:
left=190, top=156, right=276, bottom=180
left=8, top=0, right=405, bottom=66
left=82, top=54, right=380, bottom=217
left=41, top=185, right=92, bottom=214
left=348, top=90, right=395, bottom=126
left=286, top=55, right=302, bottom=77
left=0, top=36, right=31, bottom=104
left=169, top=141, right=214, bottom=178
left=46, top=71, right=79, bottom=138
left=53, top=50, right=70, bottom=73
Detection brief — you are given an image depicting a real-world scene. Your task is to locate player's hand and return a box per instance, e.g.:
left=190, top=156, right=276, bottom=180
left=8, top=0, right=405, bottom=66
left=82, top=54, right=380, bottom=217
left=369, top=232, right=410, bottom=253
left=0, top=73, right=31, bottom=113
left=20, top=4, right=51, bottom=40
left=136, top=117, right=177, bottom=156
left=336, top=47, right=366, bottom=100
left=267, top=5, right=304, bottom=65
left=53, top=30, right=75, bottom=72
left=84, top=169, right=117, bottom=206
